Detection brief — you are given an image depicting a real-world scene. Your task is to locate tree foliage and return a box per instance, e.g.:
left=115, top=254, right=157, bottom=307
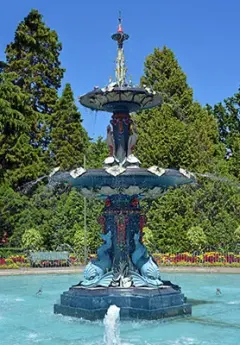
left=186, top=226, right=207, bottom=251
left=233, top=225, right=240, bottom=244
left=21, top=228, right=43, bottom=251
left=142, top=226, right=155, bottom=252
left=50, top=83, right=88, bottom=169
left=4, top=9, right=64, bottom=115
left=0, top=12, right=240, bottom=254
left=213, top=90, right=240, bottom=180
left=0, top=72, right=47, bottom=186
left=136, top=47, right=223, bottom=173
left=2, top=9, right=65, bottom=153
left=87, top=137, right=108, bottom=169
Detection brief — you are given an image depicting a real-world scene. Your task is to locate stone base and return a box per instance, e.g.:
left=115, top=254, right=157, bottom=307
left=54, top=285, right=191, bottom=320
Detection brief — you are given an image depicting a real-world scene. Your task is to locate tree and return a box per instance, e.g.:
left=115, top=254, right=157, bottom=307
left=213, top=90, right=240, bottom=179
left=136, top=47, right=223, bottom=173
left=4, top=9, right=64, bottom=115
left=186, top=226, right=207, bottom=251
left=0, top=183, right=28, bottom=241
left=87, top=136, right=109, bottom=168
left=3, top=9, right=65, bottom=150
left=0, top=72, right=47, bottom=186
left=213, top=91, right=240, bottom=145
left=50, top=83, right=88, bottom=169
left=142, top=226, right=155, bottom=252
left=233, top=225, right=240, bottom=244
left=72, top=223, right=87, bottom=260
left=132, top=46, right=232, bottom=253
left=146, top=186, right=197, bottom=252
left=21, top=228, right=44, bottom=250
left=146, top=178, right=240, bottom=252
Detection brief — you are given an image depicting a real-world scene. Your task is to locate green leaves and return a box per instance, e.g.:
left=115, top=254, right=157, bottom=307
left=3, top=8, right=65, bottom=157
left=21, top=228, right=44, bottom=251
left=5, top=9, right=64, bottom=114
left=137, top=47, right=222, bottom=173
left=0, top=72, right=47, bottom=186
left=186, top=226, right=207, bottom=251
left=50, top=83, right=89, bottom=170
left=1, top=13, right=240, bottom=255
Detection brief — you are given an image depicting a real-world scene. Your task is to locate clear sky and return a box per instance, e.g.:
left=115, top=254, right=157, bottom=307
left=0, top=0, right=239, bottom=139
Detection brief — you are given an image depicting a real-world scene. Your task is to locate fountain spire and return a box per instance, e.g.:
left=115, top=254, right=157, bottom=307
left=111, top=12, right=129, bottom=87
left=79, top=13, right=161, bottom=113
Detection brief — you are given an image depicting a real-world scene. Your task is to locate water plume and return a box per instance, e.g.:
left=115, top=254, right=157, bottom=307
left=103, top=305, right=121, bottom=345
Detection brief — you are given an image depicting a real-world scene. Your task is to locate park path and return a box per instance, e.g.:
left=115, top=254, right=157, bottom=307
left=0, top=265, right=240, bottom=276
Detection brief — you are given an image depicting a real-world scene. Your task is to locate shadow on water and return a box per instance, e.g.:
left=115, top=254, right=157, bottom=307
left=187, top=298, right=218, bottom=306
left=186, top=317, right=240, bottom=330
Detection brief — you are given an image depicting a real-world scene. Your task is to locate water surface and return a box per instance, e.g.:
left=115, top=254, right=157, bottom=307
left=0, top=273, right=239, bottom=345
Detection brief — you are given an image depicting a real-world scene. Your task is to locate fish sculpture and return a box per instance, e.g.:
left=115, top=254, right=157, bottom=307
left=80, top=231, right=113, bottom=287
left=131, top=232, right=163, bottom=287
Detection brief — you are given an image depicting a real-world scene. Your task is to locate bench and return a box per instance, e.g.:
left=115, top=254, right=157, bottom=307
left=29, top=251, right=70, bottom=267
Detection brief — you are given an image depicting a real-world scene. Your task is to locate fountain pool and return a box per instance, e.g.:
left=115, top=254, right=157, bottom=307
left=0, top=273, right=239, bottom=345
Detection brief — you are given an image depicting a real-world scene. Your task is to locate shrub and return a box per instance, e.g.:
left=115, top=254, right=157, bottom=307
left=21, top=228, right=44, bottom=251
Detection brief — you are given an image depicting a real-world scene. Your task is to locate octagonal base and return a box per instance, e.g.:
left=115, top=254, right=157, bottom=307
left=54, top=285, right=191, bottom=320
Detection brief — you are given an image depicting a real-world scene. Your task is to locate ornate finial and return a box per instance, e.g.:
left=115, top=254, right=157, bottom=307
left=111, top=13, right=129, bottom=87
left=118, top=11, right=123, bottom=33
left=112, top=12, right=129, bottom=48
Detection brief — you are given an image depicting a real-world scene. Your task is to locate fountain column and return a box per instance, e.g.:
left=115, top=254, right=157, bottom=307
left=101, top=195, right=144, bottom=273
left=111, top=112, right=131, bottom=164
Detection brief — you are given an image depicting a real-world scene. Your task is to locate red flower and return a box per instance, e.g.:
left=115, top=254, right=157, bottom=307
left=0, top=258, right=6, bottom=265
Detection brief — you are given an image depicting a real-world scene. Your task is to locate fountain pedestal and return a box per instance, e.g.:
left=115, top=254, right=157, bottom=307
left=54, top=286, right=191, bottom=321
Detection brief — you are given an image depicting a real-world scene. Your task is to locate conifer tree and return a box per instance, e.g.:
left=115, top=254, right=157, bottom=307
left=136, top=47, right=222, bottom=172
left=87, top=137, right=108, bottom=168
left=50, top=83, right=88, bottom=169
left=141, top=47, right=193, bottom=120
left=213, top=90, right=240, bottom=179
left=3, top=9, right=65, bottom=150
left=0, top=72, right=47, bottom=186
left=4, top=9, right=64, bottom=114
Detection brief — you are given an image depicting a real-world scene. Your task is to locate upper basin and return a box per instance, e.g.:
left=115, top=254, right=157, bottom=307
left=79, top=86, right=162, bottom=113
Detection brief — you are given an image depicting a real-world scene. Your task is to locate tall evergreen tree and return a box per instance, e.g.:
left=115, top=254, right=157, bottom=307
left=136, top=47, right=223, bottom=172
left=213, top=89, right=240, bottom=179
left=0, top=72, right=47, bottom=186
left=87, top=137, right=108, bottom=168
left=4, top=9, right=64, bottom=114
left=141, top=47, right=193, bottom=120
left=3, top=9, right=65, bottom=150
left=50, top=83, right=88, bottom=169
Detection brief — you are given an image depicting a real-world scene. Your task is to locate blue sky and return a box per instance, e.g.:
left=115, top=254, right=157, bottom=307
left=0, top=0, right=239, bottom=139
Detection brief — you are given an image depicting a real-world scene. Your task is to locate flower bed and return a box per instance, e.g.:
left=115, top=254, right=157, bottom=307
left=1, top=252, right=240, bottom=269
left=153, top=252, right=240, bottom=266
left=0, top=255, right=30, bottom=269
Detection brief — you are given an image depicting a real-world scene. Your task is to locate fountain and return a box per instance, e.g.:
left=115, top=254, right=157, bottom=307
left=53, top=15, right=195, bottom=320
left=103, top=305, right=121, bottom=345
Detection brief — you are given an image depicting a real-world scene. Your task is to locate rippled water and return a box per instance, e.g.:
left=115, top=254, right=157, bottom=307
left=0, top=273, right=240, bottom=345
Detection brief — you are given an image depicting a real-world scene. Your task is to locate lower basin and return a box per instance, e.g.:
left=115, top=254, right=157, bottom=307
left=1, top=272, right=240, bottom=344
left=51, top=168, right=195, bottom=199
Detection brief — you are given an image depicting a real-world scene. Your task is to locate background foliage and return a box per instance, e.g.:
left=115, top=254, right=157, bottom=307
left=0, top=9, right=240, bottom=254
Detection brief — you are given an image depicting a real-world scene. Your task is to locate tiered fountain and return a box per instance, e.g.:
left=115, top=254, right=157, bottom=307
left=53, top=16, right=195, bottom=320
